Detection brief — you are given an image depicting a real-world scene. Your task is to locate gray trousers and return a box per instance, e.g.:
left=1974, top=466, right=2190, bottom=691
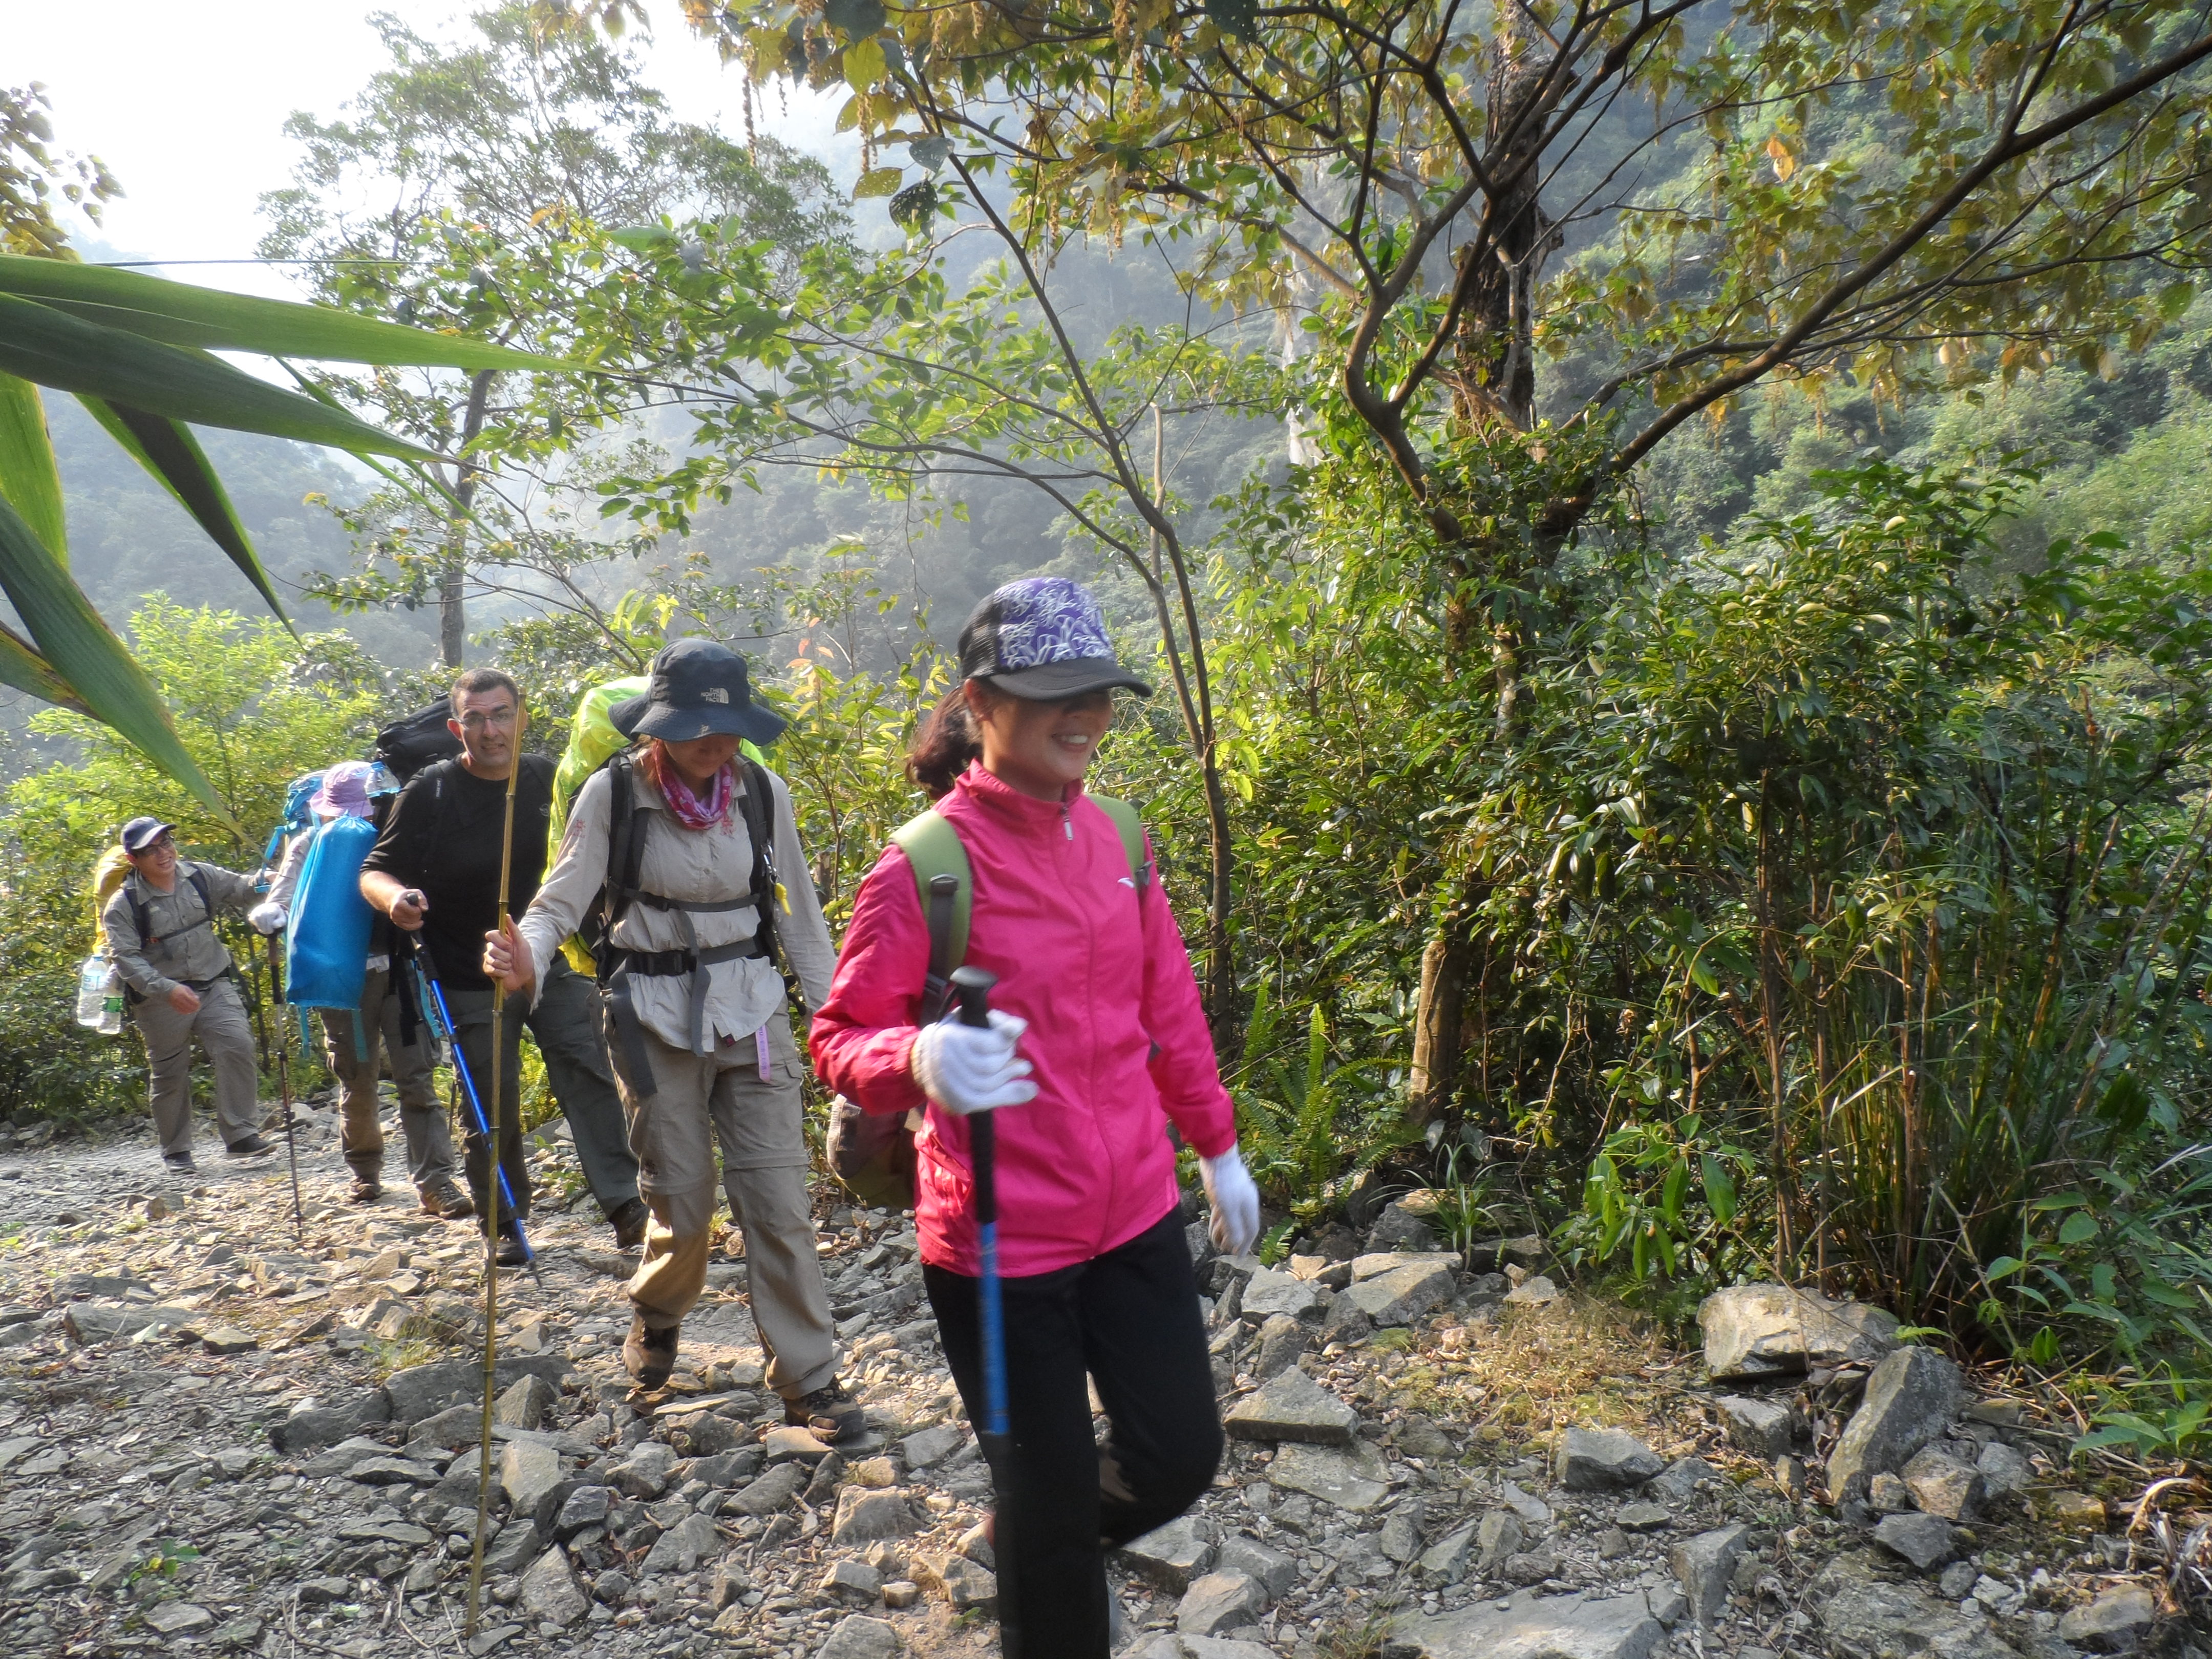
left=318, top=966, right=453, bottom=1190
left=618, top=1011, right=835, bottom=1400
left=131, top=976, right=260, bottom=1157
left=525, top=956, right=641, bottom=1217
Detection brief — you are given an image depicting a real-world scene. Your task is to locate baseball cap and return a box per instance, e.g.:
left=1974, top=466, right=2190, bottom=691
left=956, top=577, right=1153, bottom=700
left=120, top=817, right=174, bottom=854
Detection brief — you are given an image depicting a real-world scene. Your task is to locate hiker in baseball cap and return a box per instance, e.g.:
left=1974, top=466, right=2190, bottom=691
left=956, top=576, right=1154, bottom=700
left=120, top=817, right=175, bottom=854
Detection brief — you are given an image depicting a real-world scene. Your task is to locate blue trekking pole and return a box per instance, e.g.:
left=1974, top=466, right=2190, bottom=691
left=950, top=966, right=1012, bottom=1473
left=402, top=932, right=535, bottom=1268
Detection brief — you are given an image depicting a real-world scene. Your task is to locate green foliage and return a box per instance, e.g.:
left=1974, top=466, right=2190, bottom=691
left=1230, top=982, right=1416, bottom=1221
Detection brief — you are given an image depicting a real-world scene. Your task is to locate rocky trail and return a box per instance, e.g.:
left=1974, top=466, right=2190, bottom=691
left=0, top=1102, right=2201, bottom=1659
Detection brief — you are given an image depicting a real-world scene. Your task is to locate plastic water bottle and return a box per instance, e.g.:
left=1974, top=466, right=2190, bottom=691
left=98, top=980, right=124, bottom=1034
left=74, top=955, right=109, bottom=1027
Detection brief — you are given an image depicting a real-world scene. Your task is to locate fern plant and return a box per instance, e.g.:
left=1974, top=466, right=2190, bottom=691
left=1231, top=983, right=1415, bottom=1223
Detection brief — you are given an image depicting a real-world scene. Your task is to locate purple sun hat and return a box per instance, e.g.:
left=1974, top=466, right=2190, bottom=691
left=956, top=577, right=1154, bottom=700
left=309, top=760, right=375, bottom=821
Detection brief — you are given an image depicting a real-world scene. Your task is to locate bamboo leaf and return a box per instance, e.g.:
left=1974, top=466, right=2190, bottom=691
left=0, top=295, right=440, bottom=460
left=0, top=254, right=558, bottom=370
left=0, top=492, right=225, bottom=817
left=0, top=373, right=65, bottom=560
left=77, top=396, right=290, bottom=626
left=0, top=615, right=82, bottom=709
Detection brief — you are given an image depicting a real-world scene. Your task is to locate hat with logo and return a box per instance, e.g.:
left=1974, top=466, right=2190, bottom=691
left=120, top=816, right=175, bottom=854
left=957, top=577, right=1153, bottom=700
left=611, top=638, right=787, bottom=746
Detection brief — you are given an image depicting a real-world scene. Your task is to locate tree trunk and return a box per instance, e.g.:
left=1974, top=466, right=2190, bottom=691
left=439, top=369, right=497, bottom=668
left=1408, top=931, right=1472, bottom=1127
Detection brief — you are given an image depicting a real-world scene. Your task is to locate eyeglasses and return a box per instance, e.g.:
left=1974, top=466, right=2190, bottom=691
left=458, top=707, right=518, bottom=733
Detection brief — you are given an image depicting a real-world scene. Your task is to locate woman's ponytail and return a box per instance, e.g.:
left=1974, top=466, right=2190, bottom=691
left=907, top=686, right=981, bottom=799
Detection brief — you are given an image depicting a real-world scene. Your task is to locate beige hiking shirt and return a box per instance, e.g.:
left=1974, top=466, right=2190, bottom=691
left=516, top=762, right=836, bottom=1052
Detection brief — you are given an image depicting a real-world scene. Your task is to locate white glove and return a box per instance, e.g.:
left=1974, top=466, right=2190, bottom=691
left=910, top=1010, right=1037, bottom=1116
left=248, top=902, right=287, bottom=937
left=1201, top=1146, right=1261, bottom=1256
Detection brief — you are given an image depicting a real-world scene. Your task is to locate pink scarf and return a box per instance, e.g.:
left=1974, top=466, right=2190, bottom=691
left=643, top=746, right=734, bottom=832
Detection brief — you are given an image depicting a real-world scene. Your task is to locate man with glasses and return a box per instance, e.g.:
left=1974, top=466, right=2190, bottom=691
left=101, top=818, right=270, bottom=1174
left=360, top=669, right=647, bottom=1264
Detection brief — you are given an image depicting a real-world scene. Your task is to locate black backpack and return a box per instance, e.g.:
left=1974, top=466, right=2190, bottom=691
left=371, top=700, right=464, bottom=783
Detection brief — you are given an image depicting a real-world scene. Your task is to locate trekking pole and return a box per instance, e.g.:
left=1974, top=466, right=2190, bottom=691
left=264, top=932, right=305, bottom=1243
left=402, top=943, right=536, bottom=1263
left=465, top=705, right=528, bottom=1638
left=950, top=967, right=1012, bottom=1478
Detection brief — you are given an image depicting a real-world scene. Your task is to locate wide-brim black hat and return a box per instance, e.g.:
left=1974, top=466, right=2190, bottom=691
left=611, top=639, right=787, bottom=747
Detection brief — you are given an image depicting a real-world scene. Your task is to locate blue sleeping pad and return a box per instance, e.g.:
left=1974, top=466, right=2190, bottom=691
left=284, top=815, right=377, bottom=1012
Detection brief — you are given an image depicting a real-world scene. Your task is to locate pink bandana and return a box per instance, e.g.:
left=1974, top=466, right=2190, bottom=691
left=644, top=746, right=734, bottom=832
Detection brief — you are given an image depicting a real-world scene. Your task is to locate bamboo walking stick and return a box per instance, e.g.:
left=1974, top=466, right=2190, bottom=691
left=465, top=701, right=528, bottom=1637
left=264, top=933, right=305, bottom=1244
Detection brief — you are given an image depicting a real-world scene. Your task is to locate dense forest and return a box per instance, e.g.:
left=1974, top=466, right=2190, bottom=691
left=6, top=0, right=2212, bottom=1470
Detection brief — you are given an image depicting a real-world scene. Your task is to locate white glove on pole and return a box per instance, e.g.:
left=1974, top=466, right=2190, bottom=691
left=911, top=1009, right=1038, bottom=1116
left=1201, top=1146, right=1261, bottom=1256
left=247, top=902, right=287, bottom=937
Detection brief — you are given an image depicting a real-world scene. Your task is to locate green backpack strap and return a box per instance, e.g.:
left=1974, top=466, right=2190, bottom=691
left=891, top=809, right=972, bottom=1025
left=1090, top=794, right=1151, bottom=893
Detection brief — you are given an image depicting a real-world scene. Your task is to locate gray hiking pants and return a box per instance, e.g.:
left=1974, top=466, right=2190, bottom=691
left=131, top=975, right=260, bottom=1157
left=318, top=966, right=452, bottom=1192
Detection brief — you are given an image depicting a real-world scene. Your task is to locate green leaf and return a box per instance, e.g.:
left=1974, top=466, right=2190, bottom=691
left=0, top=295, right=439, bottom=460
left=77, top=397, right=288, bottom=626
left=1700, top=1154, right=1737, bottom=1226
left=0, top=616, right=82, bottom=709
left=1206, top=0, right=1259, bottom=40
left=0, top=255, right=557, bottom=370
left=2057, top=1211, right=2100, bottom=1247
left=853, top=167, right=904, bottom=199
left=1984, top=1254, right=2026, bottom=1282
left=0, top=373, right=65, bottom=560
left=845, top=36, right=887, bottom=90
left=0, top=492, right=223, bottom=816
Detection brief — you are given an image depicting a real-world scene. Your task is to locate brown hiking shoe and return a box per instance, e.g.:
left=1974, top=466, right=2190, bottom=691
left=785, top=1378, right=866, bottom=1442
left=624, top=1315, right=680, bottom=1390
left=348, top=1173, right=383, bottom=1205
left=419, top=1180, right=474, bottom=1222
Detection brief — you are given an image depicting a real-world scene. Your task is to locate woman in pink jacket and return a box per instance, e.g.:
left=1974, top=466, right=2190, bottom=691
left=812, top=577, right=1261, bottom=1659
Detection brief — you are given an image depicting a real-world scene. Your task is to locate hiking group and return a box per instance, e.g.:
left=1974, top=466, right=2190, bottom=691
left=96, top=577, right=1262, bottom=1659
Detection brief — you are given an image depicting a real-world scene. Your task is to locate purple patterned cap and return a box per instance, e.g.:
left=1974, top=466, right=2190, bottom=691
left=957, top=577, right=1154, bottom=700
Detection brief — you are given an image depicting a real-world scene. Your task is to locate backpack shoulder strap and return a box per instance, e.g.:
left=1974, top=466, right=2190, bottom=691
left=736, top=758, right=786, bottom=973
left=890, top=808, right=971, bottom=1025
left=1089, top=794, right=1151, bottom=892
left=187, top=866, right=214, bottom=920
left=597, top=752, right=646, bottom=963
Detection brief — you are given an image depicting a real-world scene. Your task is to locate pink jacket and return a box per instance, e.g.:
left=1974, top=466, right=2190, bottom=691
left=811, top=763, right=1236, bottom=1278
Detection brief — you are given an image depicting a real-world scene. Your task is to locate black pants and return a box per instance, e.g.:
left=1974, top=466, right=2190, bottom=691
left=924, top=1208, right=1221, bottom=1659
left=441, top=987, right=528, bottom=1223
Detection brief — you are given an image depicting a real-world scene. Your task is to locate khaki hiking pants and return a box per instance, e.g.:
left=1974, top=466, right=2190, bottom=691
left=131, top=975, right=261, bottom=1158
left=318, top=966, right=452, bottom=1192
left=615, top=1008, right=836, bottom=1400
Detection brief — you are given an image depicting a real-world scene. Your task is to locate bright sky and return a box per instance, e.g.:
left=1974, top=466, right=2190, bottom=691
left=9, top=0, right=856, bottom=297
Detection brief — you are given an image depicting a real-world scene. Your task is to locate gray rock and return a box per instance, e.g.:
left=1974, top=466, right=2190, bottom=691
left=493, top=1374, right=556, bottom=1431
left=956, top=1521, right=994, bottom=1569
left=1387, top=1586, right=1664, bottom=1659
left=382, top=1355, right=569, bottom=1424
left=1938, top=1562, right=1979, bottom=1600
left=1645, top=1457, right=1715, bottom=1505
left=518, top=1546, right=588, bottom=1626
left=295, top=1577, right=353, bottom=1607
left=144, top=1602, right=216, bottom=1636
left=301, top=1436, right=391, bottom=1479
left=1698, top=1285, right=1902, bottom=1380
left=1869, top=1471, right=1913, bottom=1514
left=1872, top=1512, right=1959, bottom=1570
left=1265, top=1441, right=1389, bottom=1511
left=1974, top=1440, right=2031, bottom=1497
left=692, top=1447, right=765, bottom=1490
left=1117, top=1514, right=1217, bottom=1593
left=1223, top=1368, right=1358, bottom=1446
left=642, top=1513, right=721, bottom=1576
left=821, top=1558, right=882, bottom=1604
left=63, top=1303, right=194, bottom=1345
left=914, top=1551, right=997, bottom=1611
left=1177, top=1570, right=1264, bottom=1636
left=405, top=1404, right=485, bottom=1453
left=1497, top=1481, right=1551, bottom=1525
left=1557, top=1427, right=1664, bottom=1491
left=899, top=1423, right=966, bottom=1468
left=1501, top=1274, right=1560, bottom=1306
left=729, top=1461, right=807, bottom=1517
left=1668, top=1524, right=1749, bottom=1626
left=1252, top=1314, right=1309, bottom=1379
left=1344, top=1259, right=1457, bottom=1327
left=1501, top=1545, right=1561, bottom=1586
left=1477, top=1510, right=1526, bottom=1569
left=1901, top=1445, right=1984, bottom=1522
left=553, top=1485, right=612, bottom=1541
left=347, top=1455, right=441, bottom=1487
left=271, top=1391, right=391, bottom=1454
left=1418, top=1522, right=1476, bottom=1585
left=498, top=1439, right=565, bottom=1516
left=607, top=1440, right=678, bottom=1500
left=1379, top=1512, right=1421, bottom=1563
left=1713, top=1394, right=1797, bottom=1458
left=831, top=1490, right=922, bottom=1544
left=1215, top=1535, right=1296, bottom=1599
left=482, top=1518, right=542, bottom=1577
left=817, top=1613, right=903, bottom=1659
left=1131, top=1641, right=1277, bottom=1659
left=1827, top=1347, right=1963, bottom=1502
left=2056, top=1585, right=2155, bottom=1652
left=1369, top=1198, right=1438, bottom=1251
left=1617, top=1502, right=1670, bottom=1533
left=1818, top=1581, right=2019, bottom=1659
left=1239, top=1268, right=1321, bottom=1324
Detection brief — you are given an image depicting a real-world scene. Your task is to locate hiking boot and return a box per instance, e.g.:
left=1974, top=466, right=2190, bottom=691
left=494, top=1225, right=529, bottom=1268
left=162, top=1151, right=195, bottom=1174
left=785, top=1378, right=866, bottom=1442
left=608, top=1197, right=649, bottom=1252
left=419, top=1180, right=474, bottom=1221
left=224, top=1133, right=272, bottom=1157
left=348, top=1174, right=383, bottom=1204
left=624, top=1315, right=679, bottom=1390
